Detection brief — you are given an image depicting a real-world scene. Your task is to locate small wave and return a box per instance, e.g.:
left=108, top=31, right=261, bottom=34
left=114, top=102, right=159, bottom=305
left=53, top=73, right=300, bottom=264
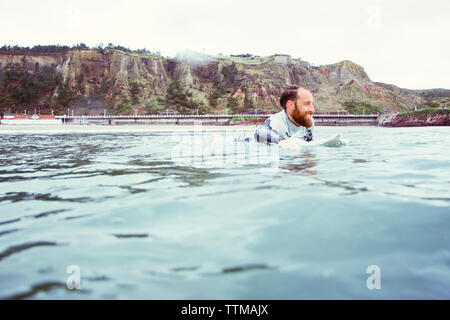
left=85, top=275, right=111, bottom=282
left=35, top=161, right=91, bottom=171
left=3, top=281, right=91, bottom=300
left=3, top=282, right=66, bottom=300
left=222, top=264, right=276, bottom=274
left=34, top=209, right=70, bottom=219
left=65, top=214, right=93, bottom=220
left=353, top=159, right=369, bottom=163
left=0, top=192, right=91, bottom=203
left=0, top=229, right=21, bottom=238
left=112, top=233, right=150, bottom=239
left=171, top=266, right=200, bottom=272
left=0, top=241, right=58, bottom=262
left=316, top=179, right=369, bottom=193
left=0, top=218, right=21, bottom=226
left=127, top=160, right=171, bottom=167
left=118, top=186, right=147, bottom=194
left=421, top=197, right=450, bottom=201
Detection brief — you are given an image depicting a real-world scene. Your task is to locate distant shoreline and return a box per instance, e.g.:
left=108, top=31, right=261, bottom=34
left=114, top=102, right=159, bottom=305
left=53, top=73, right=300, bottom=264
left=0, top=124, right=377, bottom=133
left=0, top=124, right=259, bottom=133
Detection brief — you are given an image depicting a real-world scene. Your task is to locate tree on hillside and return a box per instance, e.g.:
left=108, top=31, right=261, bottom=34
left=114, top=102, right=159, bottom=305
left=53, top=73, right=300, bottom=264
left=226, top=96, right=240, bottom=112
left=166, top=81, right=200, bottom=114
left=222, top=62, right=238, bottom=86
left=243, top=91, right=254, bottom=111
left=129, top=81, right=141, bottom=105
left=57, top=80, right=75, bottom=109
left=73, top=43, right=89, bottom=50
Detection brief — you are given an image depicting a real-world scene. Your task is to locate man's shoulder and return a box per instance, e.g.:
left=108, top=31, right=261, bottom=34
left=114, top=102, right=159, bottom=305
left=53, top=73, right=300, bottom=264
left=264, top=110, right=286, bottom=127
left=267, top=110, right=285, bottom=120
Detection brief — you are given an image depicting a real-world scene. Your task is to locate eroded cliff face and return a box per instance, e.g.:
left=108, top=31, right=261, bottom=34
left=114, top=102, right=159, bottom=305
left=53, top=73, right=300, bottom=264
left=0, top=49, right=447, bottom=115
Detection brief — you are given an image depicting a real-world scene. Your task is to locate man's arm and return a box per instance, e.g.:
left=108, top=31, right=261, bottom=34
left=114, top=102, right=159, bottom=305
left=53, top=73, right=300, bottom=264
left=254, top=119, right=284, bottom=144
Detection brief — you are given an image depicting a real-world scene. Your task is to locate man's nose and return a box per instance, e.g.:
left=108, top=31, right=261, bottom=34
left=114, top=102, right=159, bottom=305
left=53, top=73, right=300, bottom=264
left=310, top=104, right=315, bottom=114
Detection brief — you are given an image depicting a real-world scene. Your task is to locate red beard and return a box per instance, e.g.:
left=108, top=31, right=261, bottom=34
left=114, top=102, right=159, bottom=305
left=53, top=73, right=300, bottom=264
left=291, top=108, right=313, bottom=128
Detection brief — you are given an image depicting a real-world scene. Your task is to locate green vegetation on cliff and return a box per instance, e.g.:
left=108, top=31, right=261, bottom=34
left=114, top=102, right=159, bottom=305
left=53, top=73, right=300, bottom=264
left=0, top=63, right=64, bottom=113
left=397, top=108, right=449, bottom=121
left=166, top=81, right=205, bottom=114
left=341, top=101, right=383, bottom=115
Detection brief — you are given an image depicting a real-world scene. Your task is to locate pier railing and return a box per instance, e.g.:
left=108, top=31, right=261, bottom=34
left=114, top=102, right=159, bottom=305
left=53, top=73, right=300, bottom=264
left=56, top=113, right=379, bottom=120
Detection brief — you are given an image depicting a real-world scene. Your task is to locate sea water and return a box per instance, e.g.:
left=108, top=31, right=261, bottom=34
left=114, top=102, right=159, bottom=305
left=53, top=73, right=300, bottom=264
left=0, top=126, right=449, bottom=299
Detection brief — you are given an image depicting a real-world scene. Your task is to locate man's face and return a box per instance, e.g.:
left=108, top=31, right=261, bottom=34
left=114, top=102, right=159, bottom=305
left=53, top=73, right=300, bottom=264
left=287, top=88, right=315, bottom=127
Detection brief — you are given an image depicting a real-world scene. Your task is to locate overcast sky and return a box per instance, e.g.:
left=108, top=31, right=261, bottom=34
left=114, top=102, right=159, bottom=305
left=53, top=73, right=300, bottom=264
left=1, top=0, right=448, bottom=89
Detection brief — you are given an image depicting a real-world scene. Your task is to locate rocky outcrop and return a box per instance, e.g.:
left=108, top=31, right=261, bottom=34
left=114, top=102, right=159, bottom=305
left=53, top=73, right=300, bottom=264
left=379, top=109, right=450, bottom=127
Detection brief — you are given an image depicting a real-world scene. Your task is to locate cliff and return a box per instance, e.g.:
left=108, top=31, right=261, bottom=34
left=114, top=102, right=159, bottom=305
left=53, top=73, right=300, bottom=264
left=0, top=48, right=448, bottom=115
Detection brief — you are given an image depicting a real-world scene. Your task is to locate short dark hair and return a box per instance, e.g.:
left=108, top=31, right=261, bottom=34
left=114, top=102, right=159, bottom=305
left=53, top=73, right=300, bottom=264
left=280, top=86, right=299, bottom=110
left=279, top=86, right=311, bottom=110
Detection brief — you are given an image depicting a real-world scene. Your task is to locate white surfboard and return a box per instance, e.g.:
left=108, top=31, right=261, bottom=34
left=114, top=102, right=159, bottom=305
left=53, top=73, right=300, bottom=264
left=289, top=132, right=348, bottom=148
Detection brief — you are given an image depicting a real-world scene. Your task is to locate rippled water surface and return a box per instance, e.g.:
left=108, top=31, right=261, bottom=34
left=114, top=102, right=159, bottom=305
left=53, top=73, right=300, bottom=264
left=0, top=126, right=449, bottom=299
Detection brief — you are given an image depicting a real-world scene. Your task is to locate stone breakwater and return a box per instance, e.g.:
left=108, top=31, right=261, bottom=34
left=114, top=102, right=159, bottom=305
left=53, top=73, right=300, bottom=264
left=378, top=110, right=450, bottom=127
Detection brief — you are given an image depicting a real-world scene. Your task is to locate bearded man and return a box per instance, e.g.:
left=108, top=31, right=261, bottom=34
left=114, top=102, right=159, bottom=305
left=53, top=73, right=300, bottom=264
left=254, top=86, right=316, bottom=147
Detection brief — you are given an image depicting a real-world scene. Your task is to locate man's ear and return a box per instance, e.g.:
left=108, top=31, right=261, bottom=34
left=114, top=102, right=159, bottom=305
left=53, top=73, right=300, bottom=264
left=286, top=100, right=294, bottom=111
